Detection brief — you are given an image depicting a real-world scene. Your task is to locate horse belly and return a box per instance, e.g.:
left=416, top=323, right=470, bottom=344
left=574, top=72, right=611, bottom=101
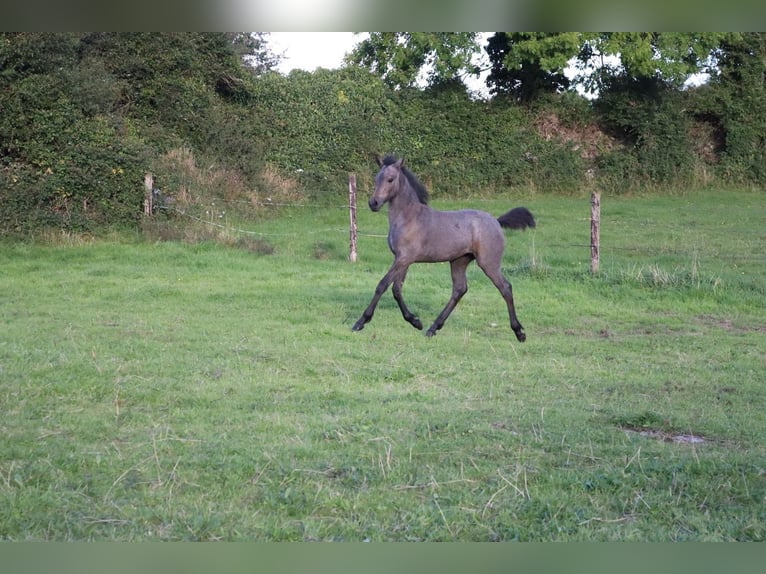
left=428, top=211, right=500, bottom=261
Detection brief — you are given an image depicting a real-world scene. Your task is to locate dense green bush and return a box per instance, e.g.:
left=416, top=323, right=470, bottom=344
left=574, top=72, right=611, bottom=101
left=687, top=84, right=766, bottom=185
left=245, top=72, right=584, bottom=197
left=0, top=113, right=148, bottom=233
left=244, top=67, right=395, bottom=194
left=0, top=35, right=150, bottom=233
left=0, top=33, right=259, bottom=234
left=594, top=76, right=696, bottom=189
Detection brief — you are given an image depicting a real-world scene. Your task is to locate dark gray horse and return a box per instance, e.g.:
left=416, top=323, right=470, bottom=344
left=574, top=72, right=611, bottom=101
left=352, top=155, right=535, bottom=341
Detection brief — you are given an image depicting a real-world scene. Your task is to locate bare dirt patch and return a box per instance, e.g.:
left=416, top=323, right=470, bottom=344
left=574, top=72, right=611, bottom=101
left=696, top=314, right=766, bottom=334
left=533, top=111, right=617, bottom=161
left=622, top=427, right=707, bottom=444
left=612, top=411, right=708, bottom=445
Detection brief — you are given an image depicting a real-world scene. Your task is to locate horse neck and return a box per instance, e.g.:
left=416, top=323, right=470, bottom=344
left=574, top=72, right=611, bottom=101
left=388, top=176, right=425, bottom=222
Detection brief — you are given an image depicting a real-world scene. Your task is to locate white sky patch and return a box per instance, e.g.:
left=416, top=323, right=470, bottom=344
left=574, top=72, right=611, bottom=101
left=269, top=32, right=367, bottom=74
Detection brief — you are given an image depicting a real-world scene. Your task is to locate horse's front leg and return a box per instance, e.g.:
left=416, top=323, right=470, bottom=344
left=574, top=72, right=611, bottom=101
left=352, top=261, right=410, bottom=331
left=392, top=266, right=422, bottom=330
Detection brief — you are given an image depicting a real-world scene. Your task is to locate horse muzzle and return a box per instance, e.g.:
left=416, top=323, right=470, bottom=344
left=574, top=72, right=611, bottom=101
left=369, top=198, right=382, bottom=212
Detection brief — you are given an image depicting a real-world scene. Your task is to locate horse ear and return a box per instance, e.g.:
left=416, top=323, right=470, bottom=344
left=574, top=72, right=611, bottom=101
left=395, top=157, right=405, bottom=168
left=374, top=154, right=383, bottom=167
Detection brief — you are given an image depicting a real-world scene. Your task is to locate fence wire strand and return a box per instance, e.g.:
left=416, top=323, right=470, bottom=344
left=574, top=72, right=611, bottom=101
left=160, top=206, right=388, bottom=238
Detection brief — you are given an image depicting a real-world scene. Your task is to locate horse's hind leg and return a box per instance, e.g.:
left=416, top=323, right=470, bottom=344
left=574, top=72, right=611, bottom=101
left=393, top=267, right=423, bottom=330
left=479, top=261, right=526, bottom=342
left=426, top=255, right=472, bottom=337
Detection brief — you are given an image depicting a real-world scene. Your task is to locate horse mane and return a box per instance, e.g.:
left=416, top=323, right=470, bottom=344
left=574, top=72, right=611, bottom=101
left=381, top=154, right=429, bottom=205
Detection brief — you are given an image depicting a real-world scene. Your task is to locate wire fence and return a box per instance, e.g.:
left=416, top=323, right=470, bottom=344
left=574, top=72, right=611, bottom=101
left=145, top=178, right=766, bottom=271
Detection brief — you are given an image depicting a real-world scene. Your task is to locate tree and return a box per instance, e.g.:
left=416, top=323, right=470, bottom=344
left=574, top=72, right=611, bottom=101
left=573, top=33, right=728, bottom=94
left=349, top=32, right=727, bottom=100
left=485, top=33, right=571, bottom=102
left=489, top=32, right=727, bottom=97
left=347, top=32, right=481, bottom=89
left=713, top=32, right=764, bottom=90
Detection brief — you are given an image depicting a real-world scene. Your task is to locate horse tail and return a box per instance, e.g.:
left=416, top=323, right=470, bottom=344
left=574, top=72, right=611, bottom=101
left=497, top=207, right=536, bottom=230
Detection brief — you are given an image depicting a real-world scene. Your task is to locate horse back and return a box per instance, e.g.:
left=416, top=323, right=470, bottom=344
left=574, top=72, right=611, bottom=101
left=409, top=207, right=504, bottom=262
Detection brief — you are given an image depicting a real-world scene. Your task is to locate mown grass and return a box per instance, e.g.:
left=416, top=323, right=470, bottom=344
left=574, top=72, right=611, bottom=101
left=1, top=189, right=764, bottom=540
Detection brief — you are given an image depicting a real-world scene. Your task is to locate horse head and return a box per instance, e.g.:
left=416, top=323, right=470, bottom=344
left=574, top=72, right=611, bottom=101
left=369, top=156, right=405, bottom=212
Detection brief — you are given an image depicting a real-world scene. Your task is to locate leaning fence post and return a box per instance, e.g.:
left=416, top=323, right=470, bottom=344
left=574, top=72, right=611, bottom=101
left=144, top=173, right=154, bottom=216
left=348, top=173, right=358, bottom=262
left=590, top=191, right=601, bottom=274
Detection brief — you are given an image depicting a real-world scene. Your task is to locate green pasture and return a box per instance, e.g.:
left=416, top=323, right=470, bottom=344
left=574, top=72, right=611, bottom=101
left=1, top=190, right=764, bottom=540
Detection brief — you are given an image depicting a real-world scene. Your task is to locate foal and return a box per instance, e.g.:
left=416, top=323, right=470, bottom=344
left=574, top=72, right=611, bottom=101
left=352, top=155, right=535, bottom=341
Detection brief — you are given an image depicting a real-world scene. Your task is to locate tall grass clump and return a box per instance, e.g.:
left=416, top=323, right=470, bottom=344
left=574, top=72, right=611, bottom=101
left=613, top=260, right=722, bottom=291
left=142, top=147, right=302, bottom=247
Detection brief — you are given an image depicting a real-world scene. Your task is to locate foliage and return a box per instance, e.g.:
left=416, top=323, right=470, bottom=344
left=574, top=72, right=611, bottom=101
left=347, top=32, right=481, bottom=89
left=348, top=32, right=728, bottom=98
left=580, top=33, right=727, bottom=91
left=594, top=76, right=696, bottom=190
left=0, top=33, right=270, bottom=234
left=687, top=33, right=766, bottom=183
left=245, top=66, right=394, bottom=193
left=485, top=33, right=571, bottom=102
left=245, top=70, right=588, bottom=196
left=0, top=34, right=150, bottom=233
left=494, top=32, right=729, bottom=96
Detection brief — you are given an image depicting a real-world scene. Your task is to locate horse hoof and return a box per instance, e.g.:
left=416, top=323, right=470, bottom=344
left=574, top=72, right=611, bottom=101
left=352, top=321, right=365, bottom=332
left=425, top=328, right=437, bottom=337
left=515, top=330, right=526, bottom=342
left=412, top=318, right=423, bottom=330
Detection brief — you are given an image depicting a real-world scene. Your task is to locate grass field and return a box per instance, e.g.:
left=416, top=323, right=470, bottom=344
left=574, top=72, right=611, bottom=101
left=1, top=189, right=764, bottom=540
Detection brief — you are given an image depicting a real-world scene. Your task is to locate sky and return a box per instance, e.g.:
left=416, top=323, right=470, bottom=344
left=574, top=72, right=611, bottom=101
left=269, top=32, right=365, bottom=74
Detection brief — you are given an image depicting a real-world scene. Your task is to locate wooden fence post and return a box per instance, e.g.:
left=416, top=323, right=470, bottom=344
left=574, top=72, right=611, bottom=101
left=144, top=173, right=154, bottom=216
left=590, top=191, right=601, bottom=274
left=348, top=173, right=358, bottom=262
